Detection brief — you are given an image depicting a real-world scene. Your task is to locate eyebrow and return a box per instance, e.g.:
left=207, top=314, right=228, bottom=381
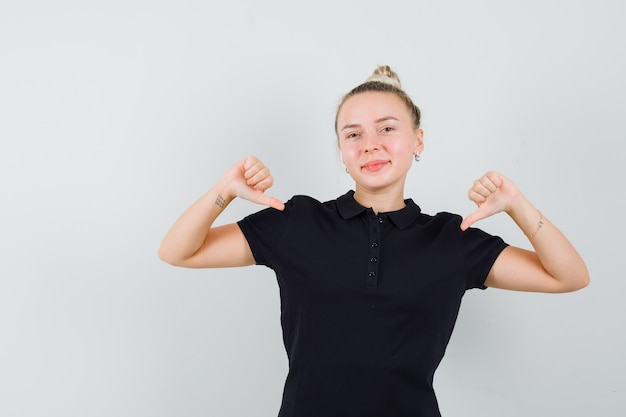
left=340, top=116, right=399, bottom=131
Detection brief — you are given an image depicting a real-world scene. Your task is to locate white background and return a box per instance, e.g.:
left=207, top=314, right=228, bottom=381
left=1, top=0, right=625, bottom=416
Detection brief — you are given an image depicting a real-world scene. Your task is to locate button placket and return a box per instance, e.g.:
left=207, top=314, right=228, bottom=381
left=367, top=214, right=382, bottom=289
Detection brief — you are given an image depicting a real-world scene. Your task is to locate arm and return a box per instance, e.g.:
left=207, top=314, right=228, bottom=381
left=460, top=172, right=590, bottom=293
left=158, top=156, right=285, bottom=268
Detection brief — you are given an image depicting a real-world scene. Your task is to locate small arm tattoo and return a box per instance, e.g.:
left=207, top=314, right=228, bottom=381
left=215, top=194, right=226, bottom=208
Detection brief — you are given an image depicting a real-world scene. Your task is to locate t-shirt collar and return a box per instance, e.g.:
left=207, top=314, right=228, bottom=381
left=336, top=190, right=422, bottom=230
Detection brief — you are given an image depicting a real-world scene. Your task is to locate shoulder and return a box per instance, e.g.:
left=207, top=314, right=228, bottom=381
left=414, top=210, right=463, bottom=230
left=237, top=194, right=344, bottom=248
left=288, top=194, right=344, bottom=205
left=240, top=194, right=336, bottom=225
left=287, top=194, right=325, bottom=206
left=285, top=194, right=346, bottom=213
left=415, top=210, right=505, bottom=245
left=426, top=211, right=461, bottom=223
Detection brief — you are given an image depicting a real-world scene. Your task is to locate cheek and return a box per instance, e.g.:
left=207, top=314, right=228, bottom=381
left=392, top=137, right=417, bottom=155
left=339, top=146, right=357, bottom=164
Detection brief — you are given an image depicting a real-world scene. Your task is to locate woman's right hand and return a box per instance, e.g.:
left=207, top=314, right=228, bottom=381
left=158, top=155, right=283, bottom=267
left=224, top=156, right=285, bottom=211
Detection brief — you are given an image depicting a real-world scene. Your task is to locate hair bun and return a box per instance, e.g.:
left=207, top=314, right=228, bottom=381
left=365, top=65, right=402, bottom=89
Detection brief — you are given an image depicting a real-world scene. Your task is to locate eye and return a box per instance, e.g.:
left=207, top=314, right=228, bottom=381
left=381, top=126, right=394, bottom=133
left=345, top=132, right=360, bottom=139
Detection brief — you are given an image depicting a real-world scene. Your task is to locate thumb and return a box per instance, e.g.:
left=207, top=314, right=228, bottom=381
left=253, top=190, right=285, bottom=211
left=460, top=209, right=486, bottom=231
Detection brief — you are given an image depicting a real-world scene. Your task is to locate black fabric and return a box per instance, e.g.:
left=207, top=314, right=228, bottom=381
left=237, top=191, right=508, bottom=417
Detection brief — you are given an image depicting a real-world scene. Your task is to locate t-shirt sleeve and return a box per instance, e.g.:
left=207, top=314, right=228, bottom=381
left=237, top=199, right=293, bottom=268
left=454, top=215, right=509, bottom=290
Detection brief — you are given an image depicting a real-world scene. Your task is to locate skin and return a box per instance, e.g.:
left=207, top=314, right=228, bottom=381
left=338, top=92, right=423, bottom=213
left=159, top=91, right=589, bottom=293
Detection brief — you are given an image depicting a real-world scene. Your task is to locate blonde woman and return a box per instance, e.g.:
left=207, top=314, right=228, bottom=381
left=159, top=66, right=589, bottom=417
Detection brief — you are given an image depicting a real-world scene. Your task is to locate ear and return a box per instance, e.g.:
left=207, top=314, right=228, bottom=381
left=414, top=128, right=424, bottom=155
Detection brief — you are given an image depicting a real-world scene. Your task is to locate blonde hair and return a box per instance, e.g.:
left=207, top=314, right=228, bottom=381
left=335, top=65, right=421, bottom=135
left=364, top=65, right=403, bottom=89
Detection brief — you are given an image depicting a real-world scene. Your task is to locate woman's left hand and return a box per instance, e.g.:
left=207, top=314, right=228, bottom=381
left=460, top=171, right=521, bottom=231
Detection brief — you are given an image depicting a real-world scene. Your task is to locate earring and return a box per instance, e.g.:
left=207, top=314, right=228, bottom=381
left=414, top=153, right=421, bottom=162
left=345, top=167, right=349, bottom=173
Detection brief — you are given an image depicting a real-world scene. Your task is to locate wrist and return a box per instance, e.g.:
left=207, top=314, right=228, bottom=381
left=215, top=175, right=238, bottom=202
left=207, top=179, right=236, bottom=212
left=506, top=195, right=543, bottom=238
left=527, top=210, right=544, bottom=238
left=505, top=193, right=530, bottom=218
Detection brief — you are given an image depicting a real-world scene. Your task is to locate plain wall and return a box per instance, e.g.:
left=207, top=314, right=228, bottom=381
left=1, top=0, right=625, bottom=416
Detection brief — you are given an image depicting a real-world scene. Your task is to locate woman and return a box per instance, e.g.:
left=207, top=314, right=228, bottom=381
left=158, top=66, right=589, bottom=417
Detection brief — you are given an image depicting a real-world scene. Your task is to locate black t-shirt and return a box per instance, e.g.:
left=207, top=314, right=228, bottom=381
left=237, top=191, right=508, bottom=417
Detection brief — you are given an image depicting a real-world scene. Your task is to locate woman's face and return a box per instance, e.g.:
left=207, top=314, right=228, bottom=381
left=337, top=91, right=424, bottom=194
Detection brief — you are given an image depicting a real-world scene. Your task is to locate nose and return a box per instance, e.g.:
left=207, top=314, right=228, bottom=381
left=362, top=132, right=380, bottom=153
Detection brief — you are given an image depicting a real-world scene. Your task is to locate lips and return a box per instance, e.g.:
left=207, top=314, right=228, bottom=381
left=362, top=160, right=389, bottom=172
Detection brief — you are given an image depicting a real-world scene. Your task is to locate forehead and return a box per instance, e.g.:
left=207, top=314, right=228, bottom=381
left=338, top=91, right=409, bottom=123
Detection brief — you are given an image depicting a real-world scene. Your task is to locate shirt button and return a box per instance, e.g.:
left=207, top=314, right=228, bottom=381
left=371, top=242, right=379, bottom=248
left=370, top=257, right=378, bottom=263
left=378, top=217, right=383, bottom=224
left=368, top=272, right=376, bottom=277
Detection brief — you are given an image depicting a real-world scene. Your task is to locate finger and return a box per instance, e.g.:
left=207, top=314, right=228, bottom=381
left=243, top=155, right=259, bottom=171
left=251, top=176, right=274, bottom=192
left=478, top=176, right=498, bottom=193
left=468, top=189, right=487, bottom=205
left=470, top=181, right=492, bottom=199
left=244, top=161, right=266, bottom=181
left=246, top=167, right=274, bottom=188
left=253, top=192, right=285, bottom=211
left=460, top=209, right=485, bottom=231
left=485, top=171, right=503, bottom=187
left=469, top=171, right=502, bottom=197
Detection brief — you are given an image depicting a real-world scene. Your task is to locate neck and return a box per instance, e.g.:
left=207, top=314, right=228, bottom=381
left=353, top=187, right=406, bottom=214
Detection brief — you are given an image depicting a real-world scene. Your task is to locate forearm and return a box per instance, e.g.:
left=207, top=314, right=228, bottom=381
left=158, top=178, right=234, bottom=265
left=507, top=195, right=590, bottom=291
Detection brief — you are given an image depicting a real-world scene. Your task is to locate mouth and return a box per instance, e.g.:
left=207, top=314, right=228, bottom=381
left=362, top=160, right=389, bottom=172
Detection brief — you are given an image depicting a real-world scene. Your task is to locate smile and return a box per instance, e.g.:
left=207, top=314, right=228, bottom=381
left=362, top=160, right=389, bottom=172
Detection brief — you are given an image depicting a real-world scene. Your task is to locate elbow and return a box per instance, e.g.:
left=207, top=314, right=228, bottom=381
left=562, top=269, right=590, bottom=293
left=577, top=270, right=591, bottom=290
left=158, top=244, right=200, bottom=268
left=158, top=245, right=184, bottom=267
left=158, top=247, right=173, bottom=265
left=575, top=263, right=591, bottom=290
